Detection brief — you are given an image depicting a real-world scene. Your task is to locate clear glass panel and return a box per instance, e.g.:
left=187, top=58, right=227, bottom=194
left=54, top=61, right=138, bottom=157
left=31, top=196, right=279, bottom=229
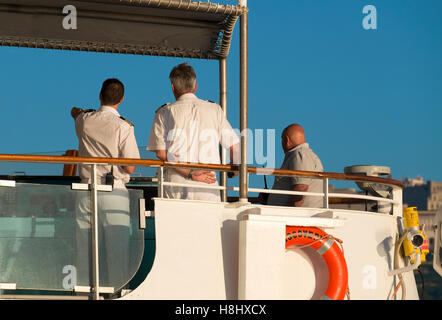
left=0, top=182, right=144, bottom=294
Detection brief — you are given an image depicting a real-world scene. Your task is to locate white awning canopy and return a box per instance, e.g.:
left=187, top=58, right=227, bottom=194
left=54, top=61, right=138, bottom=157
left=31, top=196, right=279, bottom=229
left=0, top=0, right=247, bottom=59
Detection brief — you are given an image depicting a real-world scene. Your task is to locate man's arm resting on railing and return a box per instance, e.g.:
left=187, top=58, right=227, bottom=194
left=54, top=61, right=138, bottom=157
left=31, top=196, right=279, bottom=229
left=291, top=184, right=308, bottom=207
left=154, top=150, right=216, bottom=184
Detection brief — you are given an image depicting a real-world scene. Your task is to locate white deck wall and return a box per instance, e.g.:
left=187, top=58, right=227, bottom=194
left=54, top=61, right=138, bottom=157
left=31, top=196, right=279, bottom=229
left=122, top=198, right=419, bottom=300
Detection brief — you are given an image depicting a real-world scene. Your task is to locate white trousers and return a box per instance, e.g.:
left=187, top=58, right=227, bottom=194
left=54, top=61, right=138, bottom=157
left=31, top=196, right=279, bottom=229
left=74, top=188, right=131, bottom=289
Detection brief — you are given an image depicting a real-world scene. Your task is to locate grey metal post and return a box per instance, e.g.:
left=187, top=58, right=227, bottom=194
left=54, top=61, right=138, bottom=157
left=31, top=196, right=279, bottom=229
left=239, top=10, right=248, bottom=202
left=219, top=58, right=228, bottom=202
left=323, top=178, right=329, bottom=209
left=90, top=164, right=100, bottom=300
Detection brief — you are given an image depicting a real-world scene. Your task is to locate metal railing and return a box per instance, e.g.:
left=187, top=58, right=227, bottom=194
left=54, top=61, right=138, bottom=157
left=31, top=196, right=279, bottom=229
left=157, top=171, right=401, bottom=211
left=0, top=153, right=404, bottom=211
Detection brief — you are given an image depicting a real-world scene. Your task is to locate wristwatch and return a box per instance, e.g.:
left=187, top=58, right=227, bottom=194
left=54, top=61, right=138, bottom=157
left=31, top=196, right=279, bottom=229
left=188, top=169, right=194, bottom=179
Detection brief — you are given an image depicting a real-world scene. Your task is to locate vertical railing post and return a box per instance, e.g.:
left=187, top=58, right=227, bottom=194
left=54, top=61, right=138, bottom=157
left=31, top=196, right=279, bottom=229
left=392, top=186, right=403, bottom=216
left=323, top=178, right=329, bottom=209
left=90, top=164, right=100, bottom=300
left=239, top=6, right=248, bottom=202
left=219, top=58, right=228, bottom=202
left=158, top=166, right=164, bottom=198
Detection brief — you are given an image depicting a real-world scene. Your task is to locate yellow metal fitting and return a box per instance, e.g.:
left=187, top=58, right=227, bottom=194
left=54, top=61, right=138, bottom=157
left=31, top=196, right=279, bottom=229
left=402, top=207, right=428, bottom=263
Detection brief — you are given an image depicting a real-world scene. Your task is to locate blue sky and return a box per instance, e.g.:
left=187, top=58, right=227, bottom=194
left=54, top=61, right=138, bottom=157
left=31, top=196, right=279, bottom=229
left=0, top=0, right=441, bottom=190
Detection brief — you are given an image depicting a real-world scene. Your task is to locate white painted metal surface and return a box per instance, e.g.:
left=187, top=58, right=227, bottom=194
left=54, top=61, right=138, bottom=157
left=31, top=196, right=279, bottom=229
left=121, top=198, right=244, bottom=299
left=121, top=198, right=419, bottom=300
left=0, top=180, right=15, bottom=187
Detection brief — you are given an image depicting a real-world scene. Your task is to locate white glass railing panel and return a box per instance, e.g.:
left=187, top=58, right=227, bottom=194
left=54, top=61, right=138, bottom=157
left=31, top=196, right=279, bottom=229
left=0, top=182, right=144, bottom=294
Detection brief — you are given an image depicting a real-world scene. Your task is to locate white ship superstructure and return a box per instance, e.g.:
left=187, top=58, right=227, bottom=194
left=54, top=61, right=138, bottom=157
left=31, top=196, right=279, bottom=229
left=0, top=0, right=440, bottom=300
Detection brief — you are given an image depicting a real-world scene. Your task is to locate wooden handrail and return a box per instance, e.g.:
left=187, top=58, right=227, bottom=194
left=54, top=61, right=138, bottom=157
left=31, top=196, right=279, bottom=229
left=0, top=154, right=403, bottom=188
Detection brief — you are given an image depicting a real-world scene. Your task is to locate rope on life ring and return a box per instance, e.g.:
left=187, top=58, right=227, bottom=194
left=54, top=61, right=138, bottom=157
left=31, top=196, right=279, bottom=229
left=285, top=226, right=349, bottom=300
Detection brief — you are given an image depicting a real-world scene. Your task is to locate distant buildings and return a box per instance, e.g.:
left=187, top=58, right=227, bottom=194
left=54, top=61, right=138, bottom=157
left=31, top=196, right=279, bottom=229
left=402, top=176, right=442, bottom=211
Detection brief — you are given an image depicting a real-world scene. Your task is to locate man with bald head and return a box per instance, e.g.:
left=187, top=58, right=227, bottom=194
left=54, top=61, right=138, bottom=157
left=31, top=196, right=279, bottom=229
left=267, top=123, right=324, bottom=207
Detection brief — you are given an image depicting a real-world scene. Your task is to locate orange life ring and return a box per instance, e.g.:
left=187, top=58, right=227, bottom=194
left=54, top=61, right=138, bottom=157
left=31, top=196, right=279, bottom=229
left=285, top=226, right=348, bottom=300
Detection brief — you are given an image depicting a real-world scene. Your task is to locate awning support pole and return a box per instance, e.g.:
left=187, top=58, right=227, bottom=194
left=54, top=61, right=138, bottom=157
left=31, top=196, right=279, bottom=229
left=219, top=58, right=228, bottom=202
left=239, top=9, right=248, bottom=202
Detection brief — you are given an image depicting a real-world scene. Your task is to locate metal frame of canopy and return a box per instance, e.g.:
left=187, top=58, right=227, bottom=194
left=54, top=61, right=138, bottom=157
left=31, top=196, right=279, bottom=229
left=0, top=0, right=245, bottom=59
left=0, top=0, right=250, bottom=202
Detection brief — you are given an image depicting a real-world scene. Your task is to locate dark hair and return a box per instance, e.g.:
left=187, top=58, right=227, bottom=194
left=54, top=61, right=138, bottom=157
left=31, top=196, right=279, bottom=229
left=100, top=78, right=124, bottom=105
left=169, top=62, right=196, bottom=93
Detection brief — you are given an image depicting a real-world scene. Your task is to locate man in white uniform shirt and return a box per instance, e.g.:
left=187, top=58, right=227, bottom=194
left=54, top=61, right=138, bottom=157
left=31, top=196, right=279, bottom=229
left=71, top=78, right=140, bottom=289
left=147, top=62, right=240, bottom=201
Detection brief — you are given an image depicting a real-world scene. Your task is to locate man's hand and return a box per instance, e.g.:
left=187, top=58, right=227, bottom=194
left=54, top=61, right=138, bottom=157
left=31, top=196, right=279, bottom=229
left=228, top=143, right=240, bottom=178
left=71, top=107, right=83, bottom=119
left=191, top=170, right=217, bottom=184
left=291, top=184, right=308, bottom=207
left=227, top=168, right=238, bottom=178
left=154, top=150, right=217, bottom=184
left=257, top=192, right=269, bottom=205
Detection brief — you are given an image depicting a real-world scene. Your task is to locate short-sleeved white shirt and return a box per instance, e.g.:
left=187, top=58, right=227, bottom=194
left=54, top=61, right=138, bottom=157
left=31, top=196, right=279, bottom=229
left=267, top=143, right=324, bottom=208
left=75, top=106, right=140, bottom=188
left=146, top=93, right=239, bottom=201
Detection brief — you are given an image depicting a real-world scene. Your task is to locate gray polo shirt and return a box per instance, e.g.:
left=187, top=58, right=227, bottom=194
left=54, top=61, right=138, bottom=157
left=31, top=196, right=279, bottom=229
left=267, top=143, right=324, bottom=208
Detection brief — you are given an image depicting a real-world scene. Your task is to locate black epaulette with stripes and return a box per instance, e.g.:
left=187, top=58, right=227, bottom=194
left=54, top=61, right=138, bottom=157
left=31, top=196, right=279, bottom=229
left=155, top=103, right=169, bottom=113
left=120, top=116, right=134, bottom=127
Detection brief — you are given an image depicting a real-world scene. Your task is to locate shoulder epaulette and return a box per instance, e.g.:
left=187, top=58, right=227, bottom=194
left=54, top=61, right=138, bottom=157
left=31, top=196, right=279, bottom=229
left=207, top=100, right=217, bottom=104
left=83, top=108, right=96, bottom=113
left=155, top=103, right=169, bottom=113
left=120, top=116, right=134, bottom=127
